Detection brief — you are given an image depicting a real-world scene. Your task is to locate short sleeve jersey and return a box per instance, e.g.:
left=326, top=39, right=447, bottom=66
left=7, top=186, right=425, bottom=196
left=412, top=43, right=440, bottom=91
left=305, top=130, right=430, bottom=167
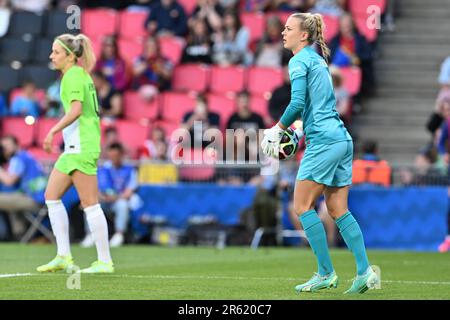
left=289, top=46, right=351, bottom=144
left=60, top=65, right=100, bottom=153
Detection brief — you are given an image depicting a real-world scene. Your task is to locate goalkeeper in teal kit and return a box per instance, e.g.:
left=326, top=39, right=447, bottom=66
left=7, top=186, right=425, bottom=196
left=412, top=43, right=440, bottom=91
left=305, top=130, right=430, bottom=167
left=261, top=13, right=379, bottom=294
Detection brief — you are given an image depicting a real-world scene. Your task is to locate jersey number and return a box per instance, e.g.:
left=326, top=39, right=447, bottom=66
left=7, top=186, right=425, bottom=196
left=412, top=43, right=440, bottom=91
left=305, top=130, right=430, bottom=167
left=92, top=93, right=100, bottom=117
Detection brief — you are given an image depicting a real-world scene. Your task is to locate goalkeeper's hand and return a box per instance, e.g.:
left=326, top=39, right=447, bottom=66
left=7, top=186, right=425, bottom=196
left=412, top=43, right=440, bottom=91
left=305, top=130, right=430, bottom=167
left=261, top=124, right=285, bottom=158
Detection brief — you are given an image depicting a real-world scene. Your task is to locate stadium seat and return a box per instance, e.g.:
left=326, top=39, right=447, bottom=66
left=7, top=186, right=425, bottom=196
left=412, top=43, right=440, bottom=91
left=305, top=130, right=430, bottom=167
left=36, top=118, right=63, bottom=148
left=210, top=66, right=246, bottom=95
left=118, top=10, right=149, bottom=40
left=10, top=88, right=46, bottom=106
left=178, top=148, right=216, bottom=181
left=27, top=147, right=60, bottom=162
left=118, top=38, right=144, bottom=66
left=123, top=91, right=160, bottom=122
left=81, top=9, right=118, bottom=40
left=172, top=64, right=210, bottom=93
left=352, top=159, right=391, bottom=187
left=322, top=15, right=340, bottom=42
left=22, top=65, right=58, bottom=89
left=46, top=10, right=76, bottom=38
left=158, top=36, right=185, bottom=66
left=353, top=16, right=378, bottom=42
left=339, top=66, right=362, bottom=96
left=32, top=38, right=53, bottom=64
left=114, top=120, right=150, bottom=158
left=348, top=0, right=387, bottom=16
left=178, top=0, right=198, bottom=15
left=7, top=12, right=44, bottom=37
left=0, top=65, right=21, bottom=92
left=0, top=37, right=34, bottom=64
left=240, top=12, right=266, bottom=44
left=207, top=93, right=236, bottom=130
left=0, top=117, right=36, bottom=148
left=161, top=92, right=197, bottom=123
left=151, top=120, right=181, bottom=137
left=249, top=94, right=270, bottom=120
left=247, top=66, right=284, bottom=97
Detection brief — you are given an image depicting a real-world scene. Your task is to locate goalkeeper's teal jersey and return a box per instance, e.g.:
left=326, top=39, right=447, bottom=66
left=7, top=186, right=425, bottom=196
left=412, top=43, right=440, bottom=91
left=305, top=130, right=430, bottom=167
left=280, top=45, right=352, bottom=145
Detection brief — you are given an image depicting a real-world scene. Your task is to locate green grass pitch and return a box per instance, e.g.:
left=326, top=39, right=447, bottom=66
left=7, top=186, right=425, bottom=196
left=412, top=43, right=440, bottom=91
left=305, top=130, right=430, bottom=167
left=0, top=243, right=449, bottom=300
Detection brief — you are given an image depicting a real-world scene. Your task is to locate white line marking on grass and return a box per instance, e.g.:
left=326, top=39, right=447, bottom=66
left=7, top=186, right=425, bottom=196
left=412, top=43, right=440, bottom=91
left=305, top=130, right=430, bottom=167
left=0, top=273, right=33, bottom=278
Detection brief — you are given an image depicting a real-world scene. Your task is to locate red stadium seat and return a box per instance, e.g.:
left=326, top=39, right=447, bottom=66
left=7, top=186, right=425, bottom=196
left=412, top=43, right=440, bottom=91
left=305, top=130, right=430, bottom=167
left=207, top=93, right=236, bottom=130
left=249, top=94, right=270, bottom=120
left=123, top=91, right=159, bottom=122
left=118, top=37, right=144, bottom=67
left=114, top=120, right=150, bottom=158
left=161, top=92, right=197, bottom=123
left=158, top=36, right=185, bottom=65
left=118, top=10, right=148, bottom=40
left=210, top=66, right=246, bottom=95
left=247, top=66, right=283, bottom=97
left=322, top=15, right=339, bottom=42
left=36, top=118, right=63, bottom=149
left=9, top=88, right=46, bottom=107
left=81, top=9, right=118, bottom=40
left=1, top=117, right=35, bottom=148
left=172, top=64, right=210, bottom=93
left=178, top=148, right=216, bottom=181
left=348, top=0, right=386, bottom=15
left=151, top=120, right=181, bottom=137
left=339, top=66, right=362, bottom=96
left=240, top=12, right=266, bottom=44
left=178, top=0, right=197, bottom=15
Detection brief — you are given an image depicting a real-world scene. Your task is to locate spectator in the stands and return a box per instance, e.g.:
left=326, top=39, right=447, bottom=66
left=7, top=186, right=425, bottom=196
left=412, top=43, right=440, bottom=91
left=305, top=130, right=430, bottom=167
left=131, top=36, right=174, bottom=100
left=241, top=0, right=272, bottom=12
left=182, top=94, right=220, bottom=148
left=144, top=0, right=188, bottom=37
left=254, top=15, right=291, bottom=68
left=273, top=0, right=314, bottom=12
left=427, top=96, right=450, bottom=144
left=212, top=8, right=253, bottom=66
left=352, top=140, right=391, bottom=186
left=181, top=18, right=213, bottom=64
left=330, top=66, right=351, bottom=127
left=329, top=13, right=375, bottom=95
left=309, top=0, right=347, bottom=16
left=10, top=0, right=50, bottom=12
left=268, top=65, right=290, bottom=123
left=436, top=98, right=450, bottom=168
left=92, top=72, right=123, bottom=120
left=138, top=126, right=171, bottom=160
left=43, top=79, right=63, bottom=118
left=94, top=36, right=129, bottom=92
left=101, top=126, right=121, bottom=159
left=436, top=55, right=450, bottom=105
left=0, top=93, right=8, bottom=117
left=190, top=0, right=224, bottom=34
left=125, top=0, right=153, bottom=11
left=10, top=80, right=41, bottom=118
left=0, top=0, right=11, bottom=38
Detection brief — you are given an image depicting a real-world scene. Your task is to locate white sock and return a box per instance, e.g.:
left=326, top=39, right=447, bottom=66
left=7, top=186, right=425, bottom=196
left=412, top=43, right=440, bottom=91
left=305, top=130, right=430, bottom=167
left=84, top=204, right=112, bottom=263
left=46, top=200, right=71, bottom=257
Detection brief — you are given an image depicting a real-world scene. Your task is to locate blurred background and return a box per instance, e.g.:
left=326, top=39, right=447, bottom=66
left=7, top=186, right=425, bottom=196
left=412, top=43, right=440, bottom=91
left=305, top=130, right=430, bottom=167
left=0, top=0, right=449, bottom=253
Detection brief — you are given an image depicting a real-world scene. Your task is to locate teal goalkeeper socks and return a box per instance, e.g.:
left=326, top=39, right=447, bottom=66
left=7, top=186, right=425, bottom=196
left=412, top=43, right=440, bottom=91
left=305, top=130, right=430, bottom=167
left=299, top=210, right=334, bottom=276
left=335, top=212, right=370, bottom=276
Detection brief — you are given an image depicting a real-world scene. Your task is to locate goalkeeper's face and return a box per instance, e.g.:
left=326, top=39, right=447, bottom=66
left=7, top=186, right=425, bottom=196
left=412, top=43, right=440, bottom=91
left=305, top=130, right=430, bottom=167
left=282, top=16, right=308, bottom=53
left=50, top=42, right=75, bottom=71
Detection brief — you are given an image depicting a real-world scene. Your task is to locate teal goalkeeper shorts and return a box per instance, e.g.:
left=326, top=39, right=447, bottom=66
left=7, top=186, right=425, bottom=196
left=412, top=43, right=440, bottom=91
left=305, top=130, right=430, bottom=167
left=55, top=152, right=100, bottom=176
left=297, top=140, right=353, bottom=187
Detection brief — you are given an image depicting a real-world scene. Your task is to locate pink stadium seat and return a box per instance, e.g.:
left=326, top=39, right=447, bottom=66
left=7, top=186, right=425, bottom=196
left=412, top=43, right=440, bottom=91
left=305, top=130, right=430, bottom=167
left=247, top=66, right=283, bottom=97
left=81, top=9, right=118, bottom=40
left=207, top=93, right=236, bottom=130
left=123, top=91, right=159, bottom=122
left=322, top=15, right=339, bottom=42
left=114, top=120, right=149, bottom=158
left=152, top=120, right=180, bottom=137
left=1, top=117, right=35, bottom=148
left=178, top=148, right=216, bottom=181
left=210, top=66, right=246, bottom=95
left=348, top=0, right=386, bottom=15
left=172, top=64, right=210, bottom=93
left=158, top=36, right=185, bottom=65
left=240, top=12, right=266, bottom=44
left=178, top=0, right=198, bottom=15
left=161, top=92, right=197, bottom=123
left=249, top=94, right=270, bottom=120
left=9, top=88, right=46, bottom=106
left=354, top=16, right=378, bottom=42
left=36, top=118, right=63, bottom=148
left=118, top=38, right=144, bottom=66
left=27, top=147, right=59, bottom=162
left=118, top=10, right=148, bottom=40
left=339, top=66, right=362, bottom=96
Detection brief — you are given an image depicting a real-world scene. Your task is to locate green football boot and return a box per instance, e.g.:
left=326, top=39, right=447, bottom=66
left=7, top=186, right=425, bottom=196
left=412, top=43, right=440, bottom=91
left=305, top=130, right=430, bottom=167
left=78, top=260, right=114, bottom=274
left=37, top=255, right=75, bottom=273
left=295, top=271, right=339, bottom=293
left=344, top=267, right=379, bottom=294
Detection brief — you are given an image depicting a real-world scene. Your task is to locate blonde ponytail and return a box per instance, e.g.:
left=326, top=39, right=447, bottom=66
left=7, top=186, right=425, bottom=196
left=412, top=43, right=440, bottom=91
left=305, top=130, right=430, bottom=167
left=55, top=33, right=96, bottom=73
left=291, top=13, right=331, bottom=63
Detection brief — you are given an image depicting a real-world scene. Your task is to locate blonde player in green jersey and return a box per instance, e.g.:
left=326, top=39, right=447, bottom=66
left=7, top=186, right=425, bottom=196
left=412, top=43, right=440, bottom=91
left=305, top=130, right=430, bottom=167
left=36, top=34, right=114, bottom=273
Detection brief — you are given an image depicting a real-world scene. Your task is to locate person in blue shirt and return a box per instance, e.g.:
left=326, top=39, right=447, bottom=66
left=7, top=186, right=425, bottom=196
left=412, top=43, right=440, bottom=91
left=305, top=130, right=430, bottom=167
left=144, top=0, right=188, bottom=37
left=80, top=142, right=138, bottom=248
left=0, top=135, right=47, bottom=238
left=261, top=12, right=378, bottom=294
left=10, top=81, right=41, bottom=118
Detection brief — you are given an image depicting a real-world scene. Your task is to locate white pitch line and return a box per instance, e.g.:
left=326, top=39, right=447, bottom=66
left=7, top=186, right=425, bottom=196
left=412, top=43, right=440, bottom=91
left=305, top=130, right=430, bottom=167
left=0, top=273, right=33, bottom=279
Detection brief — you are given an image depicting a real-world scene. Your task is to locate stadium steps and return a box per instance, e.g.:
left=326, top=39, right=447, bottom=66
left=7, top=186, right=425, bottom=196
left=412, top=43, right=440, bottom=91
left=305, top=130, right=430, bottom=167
left=352, top=0, right=450, bottom=166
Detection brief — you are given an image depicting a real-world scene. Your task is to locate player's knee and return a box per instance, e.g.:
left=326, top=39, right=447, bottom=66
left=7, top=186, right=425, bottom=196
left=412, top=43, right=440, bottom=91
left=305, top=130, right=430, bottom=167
left=80, top=199, right=99, bottom=210
left=293, top=204, right=315, bottom=217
